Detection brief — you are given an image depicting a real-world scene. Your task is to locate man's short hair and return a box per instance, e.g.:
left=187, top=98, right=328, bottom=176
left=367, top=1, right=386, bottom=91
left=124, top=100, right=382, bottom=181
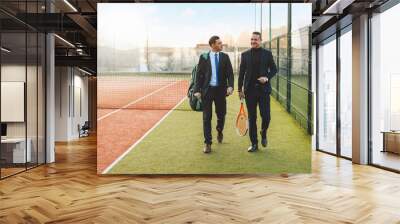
left=252, top=31, right=262, bottom=40
left=209, top=35, right=220, bottom=46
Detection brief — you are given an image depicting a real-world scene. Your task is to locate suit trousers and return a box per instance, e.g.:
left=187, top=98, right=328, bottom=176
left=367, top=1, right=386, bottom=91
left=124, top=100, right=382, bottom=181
left=202, top=86, right=226, bottom=144
left=245, top=86, right=271, bottom=145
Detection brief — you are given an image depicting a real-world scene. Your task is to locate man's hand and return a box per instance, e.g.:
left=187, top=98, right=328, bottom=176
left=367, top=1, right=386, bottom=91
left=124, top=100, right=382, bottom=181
left=194, top=92, right=201, bottom=99
left=226, top=87, right=233, bottom=96
left=238, top=91, right=245, bottom=100
left=257, top=76, right=268, bottom=84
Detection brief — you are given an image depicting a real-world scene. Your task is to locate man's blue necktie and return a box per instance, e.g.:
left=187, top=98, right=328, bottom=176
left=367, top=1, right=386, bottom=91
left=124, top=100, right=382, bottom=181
left=215, top=53, right=219, bottom=86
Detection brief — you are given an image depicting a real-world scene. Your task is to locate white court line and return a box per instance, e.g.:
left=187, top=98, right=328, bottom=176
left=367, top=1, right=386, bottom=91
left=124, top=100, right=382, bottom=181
left=98, top=81, right=180, bottom=121
left=101, top=96, right=187, bottom=174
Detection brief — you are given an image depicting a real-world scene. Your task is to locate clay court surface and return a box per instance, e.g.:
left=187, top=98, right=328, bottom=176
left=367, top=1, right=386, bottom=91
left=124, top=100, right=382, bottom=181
left=97, top=74, right=189, bottom=173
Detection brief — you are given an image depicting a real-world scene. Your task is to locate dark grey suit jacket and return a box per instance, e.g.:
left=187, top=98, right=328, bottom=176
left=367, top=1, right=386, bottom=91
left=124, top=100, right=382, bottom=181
left=238, top=48, right=277, bottom=94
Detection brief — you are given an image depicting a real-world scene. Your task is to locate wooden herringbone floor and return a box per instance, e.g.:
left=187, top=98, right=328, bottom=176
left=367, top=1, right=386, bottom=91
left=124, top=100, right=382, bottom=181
left=1, top=135, right=400, bottom=224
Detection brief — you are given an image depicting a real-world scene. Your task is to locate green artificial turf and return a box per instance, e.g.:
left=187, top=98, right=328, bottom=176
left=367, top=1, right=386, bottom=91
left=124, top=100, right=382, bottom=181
left=108, top=92, right=311, bottom=174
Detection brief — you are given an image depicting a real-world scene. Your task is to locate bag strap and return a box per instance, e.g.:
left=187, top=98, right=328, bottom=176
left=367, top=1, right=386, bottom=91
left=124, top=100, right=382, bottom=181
left=201, top=51, right=209, bottom=60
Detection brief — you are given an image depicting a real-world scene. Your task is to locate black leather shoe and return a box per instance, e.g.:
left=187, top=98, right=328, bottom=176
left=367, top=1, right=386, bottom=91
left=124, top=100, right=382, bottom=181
left=217, top=131, right=223, bottom=143
left=247, top=144, right=258, bottom=152
left=203, top=144, right=211, bottom=153
left=260, top=131, right=267, bottom=147
left=261, top=138, right=267, bottom=147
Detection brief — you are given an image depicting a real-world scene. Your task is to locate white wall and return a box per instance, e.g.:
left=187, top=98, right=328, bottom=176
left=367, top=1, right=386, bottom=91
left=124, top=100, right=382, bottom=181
left=1, top=66, right=26, bottom=139
left=1, top=65, right=36, bottom=138
left=55, top=67, right=89, bottom=141
left=71, top=72, right=89, bottom=138
left=1, top=63, right=46, bottom=164
left=55, top=66, right=70, bottom=141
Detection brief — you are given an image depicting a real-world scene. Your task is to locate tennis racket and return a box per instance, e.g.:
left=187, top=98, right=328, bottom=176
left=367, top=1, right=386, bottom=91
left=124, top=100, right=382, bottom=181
left=235, top=100, right=248, bottom=136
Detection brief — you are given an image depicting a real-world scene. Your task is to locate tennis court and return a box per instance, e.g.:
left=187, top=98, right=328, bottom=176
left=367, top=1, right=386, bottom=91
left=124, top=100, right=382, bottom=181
left=98, top=74, right=311, bottom=174
left=97, top=73, right=190, bottom=173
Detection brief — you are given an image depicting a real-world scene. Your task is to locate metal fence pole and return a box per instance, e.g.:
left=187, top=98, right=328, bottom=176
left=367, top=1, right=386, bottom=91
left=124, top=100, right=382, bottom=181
left=287, top=3, right=292, bottom=112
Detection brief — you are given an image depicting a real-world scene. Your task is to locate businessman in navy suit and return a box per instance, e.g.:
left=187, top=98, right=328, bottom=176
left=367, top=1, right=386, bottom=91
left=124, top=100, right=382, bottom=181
left=193, top=36, right=234, bottom=153
left=238, top=32, right=277, bottom=152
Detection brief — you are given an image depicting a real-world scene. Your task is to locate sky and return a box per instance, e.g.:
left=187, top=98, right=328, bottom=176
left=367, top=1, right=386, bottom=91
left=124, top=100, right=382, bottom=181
left=97, top=3, right=311, bottom=50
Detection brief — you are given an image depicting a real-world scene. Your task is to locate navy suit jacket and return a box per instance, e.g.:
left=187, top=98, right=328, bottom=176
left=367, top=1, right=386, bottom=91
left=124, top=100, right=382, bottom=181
left=193, top=51, right=234, bottom=96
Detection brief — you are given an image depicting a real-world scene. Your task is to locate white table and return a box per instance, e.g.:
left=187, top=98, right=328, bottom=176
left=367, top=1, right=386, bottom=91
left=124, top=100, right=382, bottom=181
left=1, top=138, right=32, bottom=163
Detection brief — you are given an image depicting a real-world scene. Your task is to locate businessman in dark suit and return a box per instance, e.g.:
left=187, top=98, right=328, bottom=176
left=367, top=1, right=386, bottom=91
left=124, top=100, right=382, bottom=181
left=193, top=36, right=234, bottom=153
left=238, top=32, right=277, bottom=152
